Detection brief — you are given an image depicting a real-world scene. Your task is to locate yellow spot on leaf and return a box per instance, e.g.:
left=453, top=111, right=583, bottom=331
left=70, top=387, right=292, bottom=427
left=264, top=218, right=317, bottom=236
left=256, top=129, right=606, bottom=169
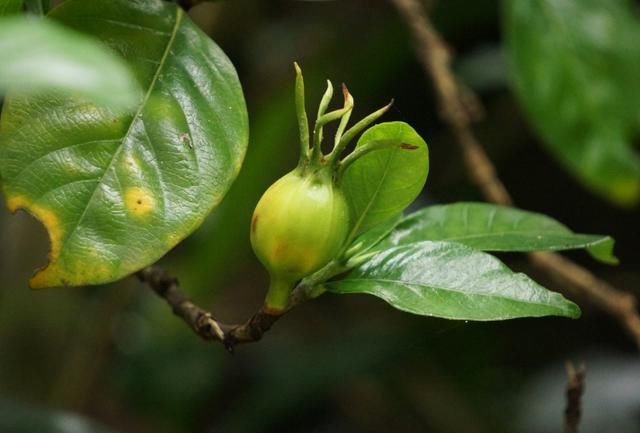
left=125, top=187, right=155, bottom=217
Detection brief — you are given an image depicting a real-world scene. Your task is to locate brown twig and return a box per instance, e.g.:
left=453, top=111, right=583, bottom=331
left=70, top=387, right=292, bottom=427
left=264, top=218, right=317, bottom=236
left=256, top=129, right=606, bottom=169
left=136, top=266, right=306, bottom=352
left=564, top=362, right=586, bottom=433
left=390, top=0, right=640, bottom=349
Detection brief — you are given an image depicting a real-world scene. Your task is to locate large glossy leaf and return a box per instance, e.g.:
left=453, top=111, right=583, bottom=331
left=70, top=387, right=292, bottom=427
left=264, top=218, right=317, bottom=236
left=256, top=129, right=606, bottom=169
left=341, top=121, right=428, bottom=238
left=504, top=0, right=640, bottom=206
left=327, top=241, right=580, bottom=320
left=378, top=202, right=617, bottom=264
left=0, top=0, right=248, bottom=288
left=0, top=16, right=140, bottom=107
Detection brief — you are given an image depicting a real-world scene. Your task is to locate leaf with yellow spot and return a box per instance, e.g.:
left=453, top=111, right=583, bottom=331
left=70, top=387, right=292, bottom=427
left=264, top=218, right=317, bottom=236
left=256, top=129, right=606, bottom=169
left=0, top=0, right=248, bottom=288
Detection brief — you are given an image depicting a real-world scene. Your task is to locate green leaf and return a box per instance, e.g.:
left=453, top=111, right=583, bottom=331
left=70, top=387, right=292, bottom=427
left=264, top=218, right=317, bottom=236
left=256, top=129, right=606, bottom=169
left=0, top=16, right=140, bottom=107
left=0, top=0, right=23, bottom=16
left=0, top=17, right=142, bottom=108
left=341, top=121, right=428, bottom=238
left=344, top=213, right=402, bottom=258
left=327, top=241, right=580, bottom=320
left=0, top=0, right=248, bottom=288
left=504, top=0, right=640, bottom=206
left=377, top=202, right=617, bottom=264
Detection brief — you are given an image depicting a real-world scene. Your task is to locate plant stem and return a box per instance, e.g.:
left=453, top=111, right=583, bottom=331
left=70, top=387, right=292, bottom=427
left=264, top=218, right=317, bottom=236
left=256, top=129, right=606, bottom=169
left=264, top=276, right=295, bottom=314
left=137, top=259, right=350, bottom=352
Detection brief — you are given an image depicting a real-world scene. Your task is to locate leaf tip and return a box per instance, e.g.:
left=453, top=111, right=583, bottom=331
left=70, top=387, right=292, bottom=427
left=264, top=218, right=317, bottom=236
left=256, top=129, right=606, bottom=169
left=565, top=301, right=582, bottom=319
left=341, top=83, right=354, bottom=108
left=587, top=236, right=619, bottom=265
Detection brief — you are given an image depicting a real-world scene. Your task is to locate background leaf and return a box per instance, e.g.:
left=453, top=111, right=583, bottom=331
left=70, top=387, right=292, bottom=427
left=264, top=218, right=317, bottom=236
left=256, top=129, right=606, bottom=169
left=0, top=16, right=140, bottom=107
left=504, top=0, right=640, bottom=206
left=0, top=0, right=23, bottom=16
left=327, top=240, right=580, bottom=321
left=377, top=202, right=617, bottom=264
left=341, top=121, right=429, bottom=238
left=0, top=0, right=248, bottom=287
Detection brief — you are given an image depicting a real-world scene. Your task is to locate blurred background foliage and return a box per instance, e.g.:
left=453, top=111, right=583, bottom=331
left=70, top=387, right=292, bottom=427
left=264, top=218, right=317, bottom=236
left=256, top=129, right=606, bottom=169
left=1, top=0, right=639, bottom=432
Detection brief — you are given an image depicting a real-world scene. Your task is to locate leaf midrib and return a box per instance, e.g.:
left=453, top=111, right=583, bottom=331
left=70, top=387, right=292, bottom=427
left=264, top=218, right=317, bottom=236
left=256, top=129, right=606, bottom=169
left=57, top=7, right=183, bottom=257
left=419, top=230, right=603, bottom=244
left=347, top=148, right=397, bottom=241
left=334, top=277, right=566, bottom=310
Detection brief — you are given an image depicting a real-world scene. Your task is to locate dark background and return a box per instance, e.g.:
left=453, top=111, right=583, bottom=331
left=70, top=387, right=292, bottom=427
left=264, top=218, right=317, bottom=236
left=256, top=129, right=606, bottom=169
left=1, top=1, right=639, bottom=432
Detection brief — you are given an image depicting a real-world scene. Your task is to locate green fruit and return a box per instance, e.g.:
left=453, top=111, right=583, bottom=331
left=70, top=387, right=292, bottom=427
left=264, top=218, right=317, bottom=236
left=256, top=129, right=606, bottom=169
left=251, top=168, right=349, bottom=311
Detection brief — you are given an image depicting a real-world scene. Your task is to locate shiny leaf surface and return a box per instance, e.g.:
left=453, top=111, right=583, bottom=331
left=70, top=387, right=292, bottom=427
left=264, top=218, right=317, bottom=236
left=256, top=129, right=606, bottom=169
left=378, top=202, right=617, bottom=264
left=0, top=0, right=248, bottom=287
left=345, top=213, right=402, bottom=258
left=327, top=241, right=580, bottom=320
left=341, top=121, right=428, bottom=238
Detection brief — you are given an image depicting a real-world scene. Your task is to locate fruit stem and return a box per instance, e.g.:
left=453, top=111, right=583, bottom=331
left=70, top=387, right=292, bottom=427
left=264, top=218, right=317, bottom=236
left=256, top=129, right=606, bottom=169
left=294, top=62, right=311, bottom=166
left=264, top=275, right=296, bottom=314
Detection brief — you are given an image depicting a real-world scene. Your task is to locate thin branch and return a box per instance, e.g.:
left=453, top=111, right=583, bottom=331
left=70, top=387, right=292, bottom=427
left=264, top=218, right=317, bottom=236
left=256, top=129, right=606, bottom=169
left=136, top=266, right=309, bottom=352
left=390, top=0, right=640, bottom=349
left=564, top=362, right=586, bottom=433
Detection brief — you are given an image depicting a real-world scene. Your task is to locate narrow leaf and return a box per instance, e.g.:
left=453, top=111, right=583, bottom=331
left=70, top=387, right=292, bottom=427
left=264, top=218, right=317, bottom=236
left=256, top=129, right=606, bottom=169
left=378, top=202, right=617, bottom=264
left=0, top=16, right=140, bottom=108
left=327, top=241, right=580, bottom=320
left=341, top=121, right=428, bottom=238
left=0, top=0, right=248, bottom=288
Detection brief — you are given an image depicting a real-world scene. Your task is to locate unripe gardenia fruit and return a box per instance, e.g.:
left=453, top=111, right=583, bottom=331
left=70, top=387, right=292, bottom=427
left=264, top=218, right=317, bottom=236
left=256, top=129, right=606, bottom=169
left=250, top=62, right=397, bottom=313
left=251, top=168, right=349, bottom=312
